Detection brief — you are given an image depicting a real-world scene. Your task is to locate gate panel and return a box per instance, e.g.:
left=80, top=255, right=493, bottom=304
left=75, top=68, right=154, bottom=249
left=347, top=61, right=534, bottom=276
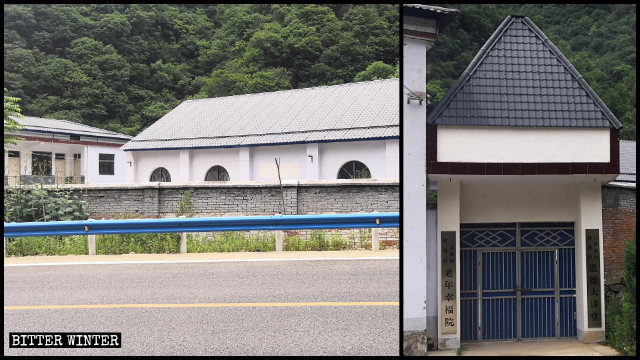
left=481, top=251, right=517, bottom=340
left=460, top=222, right=576, bottom=342
left=461, top=249, right=478, bottom=341
left=520, top=250, right=555, bottom=339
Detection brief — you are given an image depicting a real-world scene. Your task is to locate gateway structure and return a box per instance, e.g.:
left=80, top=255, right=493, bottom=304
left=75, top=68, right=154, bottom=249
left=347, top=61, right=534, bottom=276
left=403, top=10, right=622, bottom=351
left=426, top=15, right=621, bottom=348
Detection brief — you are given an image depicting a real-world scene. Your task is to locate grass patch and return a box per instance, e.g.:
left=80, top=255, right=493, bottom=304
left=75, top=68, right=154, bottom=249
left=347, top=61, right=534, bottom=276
left=5, top=230, right=363, bottom=256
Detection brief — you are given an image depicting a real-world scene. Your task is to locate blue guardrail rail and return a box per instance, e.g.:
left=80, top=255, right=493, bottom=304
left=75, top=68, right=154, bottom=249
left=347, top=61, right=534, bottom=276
left=4, top=212, right=399, bottom=237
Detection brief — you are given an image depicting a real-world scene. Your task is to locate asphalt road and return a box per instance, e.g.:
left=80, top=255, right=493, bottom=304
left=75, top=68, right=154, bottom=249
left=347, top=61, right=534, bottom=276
left=4, top=258, right=399, bottom=356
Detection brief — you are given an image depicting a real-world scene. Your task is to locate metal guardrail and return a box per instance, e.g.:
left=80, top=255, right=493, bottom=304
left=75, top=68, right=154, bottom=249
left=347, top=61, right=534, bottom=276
left=3, top=212, right=400, bottom=238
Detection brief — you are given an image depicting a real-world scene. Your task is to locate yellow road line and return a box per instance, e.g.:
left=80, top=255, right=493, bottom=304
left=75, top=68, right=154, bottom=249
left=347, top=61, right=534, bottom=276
left=5, top=301, right=398, bottom=310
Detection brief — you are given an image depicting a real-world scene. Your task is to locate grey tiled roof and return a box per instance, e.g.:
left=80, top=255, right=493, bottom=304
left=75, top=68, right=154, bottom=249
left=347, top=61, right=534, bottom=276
left=10, top=116, right=132, bottom=141
left=617, top=140, right=636, bottom=183
left=123, top=78, right=399, bottom=151
left=427, top=16, right=622, bottom=129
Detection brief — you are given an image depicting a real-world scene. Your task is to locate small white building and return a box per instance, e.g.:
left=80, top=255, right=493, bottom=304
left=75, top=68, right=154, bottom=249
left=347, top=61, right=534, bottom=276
left=122, top=79, right=399, bottom=183
left=4, top=116, right=132, bottom=185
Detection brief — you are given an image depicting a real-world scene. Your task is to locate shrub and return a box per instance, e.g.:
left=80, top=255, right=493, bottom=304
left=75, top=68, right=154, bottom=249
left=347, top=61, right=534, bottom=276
left=4, top=184, right=89, bottom=222
left=606, top=226, right=635, bottom=356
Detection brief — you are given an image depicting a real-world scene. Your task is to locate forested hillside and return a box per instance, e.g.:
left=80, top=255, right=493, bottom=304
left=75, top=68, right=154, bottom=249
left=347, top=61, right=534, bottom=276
left=4, top=4, right=398, bottom=136
left=427, top=4, right=636, bottom=140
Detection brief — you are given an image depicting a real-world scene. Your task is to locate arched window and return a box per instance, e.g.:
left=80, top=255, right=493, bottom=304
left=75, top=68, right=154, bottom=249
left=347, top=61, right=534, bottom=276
left=338, top=161, right=371, bottom=179
left=205, top=165, right=230, bottom=181
left=150, top=167, right=171, bottom=182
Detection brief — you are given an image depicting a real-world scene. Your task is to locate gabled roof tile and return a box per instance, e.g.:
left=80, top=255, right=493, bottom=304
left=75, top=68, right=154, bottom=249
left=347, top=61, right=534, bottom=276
left=123, top=79, right=399, bottom=151
left=427, top=16, right=622, bottom=129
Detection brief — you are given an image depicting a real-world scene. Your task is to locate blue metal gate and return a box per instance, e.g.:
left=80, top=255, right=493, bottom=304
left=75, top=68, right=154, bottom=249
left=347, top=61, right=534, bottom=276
left=460, top=223, right=576, bottom=341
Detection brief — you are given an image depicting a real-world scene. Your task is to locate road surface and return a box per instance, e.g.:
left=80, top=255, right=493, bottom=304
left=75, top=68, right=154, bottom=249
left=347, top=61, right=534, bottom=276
left=4, top=252, right=399, bottom=356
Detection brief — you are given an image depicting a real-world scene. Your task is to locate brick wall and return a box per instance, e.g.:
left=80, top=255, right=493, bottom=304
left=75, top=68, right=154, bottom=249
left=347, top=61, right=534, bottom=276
left=602, top=185, right=636, bottom=284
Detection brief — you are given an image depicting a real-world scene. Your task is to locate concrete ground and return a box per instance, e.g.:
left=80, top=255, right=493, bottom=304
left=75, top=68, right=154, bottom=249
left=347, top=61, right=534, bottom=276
left=428, top=339, right=619, bottom=356
left=4, top=249, right=399, bottom=265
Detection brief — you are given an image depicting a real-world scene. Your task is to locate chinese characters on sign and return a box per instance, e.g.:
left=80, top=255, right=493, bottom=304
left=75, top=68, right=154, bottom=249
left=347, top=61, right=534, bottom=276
left=585, top=229, right=602, bottom=328
left=441, top=231, right=457, bottom=334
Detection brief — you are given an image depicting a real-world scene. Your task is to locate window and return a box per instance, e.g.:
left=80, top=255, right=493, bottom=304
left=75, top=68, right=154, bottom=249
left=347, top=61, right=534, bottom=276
left=8, top=151, right=20, bottom=158
left=150, top=167, right=171, bottom=182
left=32, top=151, right=52, bottom=175
left=70, top=135, right=81, bottom=141
left=205, top=165, right=230, bottom=181
left=338, top=161, right=371, bottom=179
left=55, top=153, right=65, bottom=160
left=99, top=153, right=115, bottom=175
left=73, top=153, right=81, bottom=160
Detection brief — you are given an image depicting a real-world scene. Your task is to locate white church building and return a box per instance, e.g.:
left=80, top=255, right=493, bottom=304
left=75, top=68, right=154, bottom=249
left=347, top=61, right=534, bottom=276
left=122, top=79, right=399, bottom=183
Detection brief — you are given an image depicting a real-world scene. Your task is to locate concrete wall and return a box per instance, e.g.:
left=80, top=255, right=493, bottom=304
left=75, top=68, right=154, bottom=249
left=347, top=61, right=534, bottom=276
left=437, top=127, right=610, bottom=163
left=86, top=145, right=128, bottom=184
left=57, top=179, right=399, bottom=218
left=129, top=139, right=399, bottom=183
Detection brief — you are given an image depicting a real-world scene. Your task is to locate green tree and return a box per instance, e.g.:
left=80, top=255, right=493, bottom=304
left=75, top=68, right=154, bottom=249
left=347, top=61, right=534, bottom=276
left=4, top=89, right=24, bottom=147
left=606, top=227, right=636, bottom=355
left=353, top=61, right=395, bottom=82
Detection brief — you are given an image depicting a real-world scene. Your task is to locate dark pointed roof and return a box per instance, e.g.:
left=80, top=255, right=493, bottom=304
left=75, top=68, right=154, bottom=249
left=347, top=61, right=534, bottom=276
left=427, top=15, right=623, bottom=129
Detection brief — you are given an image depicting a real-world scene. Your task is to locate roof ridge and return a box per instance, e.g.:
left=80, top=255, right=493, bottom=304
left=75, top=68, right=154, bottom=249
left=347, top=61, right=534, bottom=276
left=519, top=17, right=622, bottom=129
left=127, top=124, right=400, bottom=144
left=184, top=78, right=399, bottom=104
left=427, top=15, right=516, bottom=123
left=426, top=15, right=623, bottom=129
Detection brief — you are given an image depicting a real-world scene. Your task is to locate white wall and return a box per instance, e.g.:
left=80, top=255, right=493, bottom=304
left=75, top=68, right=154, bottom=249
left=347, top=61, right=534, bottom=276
left=129, top=140, right=399, bottom=183
left=86, top=145, right=128, bottom=184
left=459, top=183, right=579, bottom=223
left=438, top=127, right=610, bottom=163
left=133, top=150, right=180, bottom=182
left=319, top=140, right=395, bottom=180
left=190, top=148, right=242, bottom=181
left=252, top=144, right=307, bottom=181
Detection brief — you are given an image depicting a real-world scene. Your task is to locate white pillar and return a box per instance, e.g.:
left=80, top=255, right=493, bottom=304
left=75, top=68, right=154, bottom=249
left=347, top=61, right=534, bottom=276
left=179, top=150, right=191, bottom=182
left=83, top=146, right=89, bottom=183
left=437, top=179, right=460, bottom=349
left=306, top=143, right=319, bottom=180
left=402, top=36, right=432, bottom=332
left=575, top=182, right=605, bottom=343
left=239, top=148, right=251, bottom=181
left=385, top=140, right=399, bottom=178
left=125, top=152, right=135, bottom=183
left=275, top=231, right=284, bottom=252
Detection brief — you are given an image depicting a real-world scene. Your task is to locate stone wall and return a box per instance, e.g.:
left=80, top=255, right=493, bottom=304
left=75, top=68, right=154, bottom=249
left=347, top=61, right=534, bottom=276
left=61, top=179, right=398, bottom=218
left=53, top=179, right=400, bottom=248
